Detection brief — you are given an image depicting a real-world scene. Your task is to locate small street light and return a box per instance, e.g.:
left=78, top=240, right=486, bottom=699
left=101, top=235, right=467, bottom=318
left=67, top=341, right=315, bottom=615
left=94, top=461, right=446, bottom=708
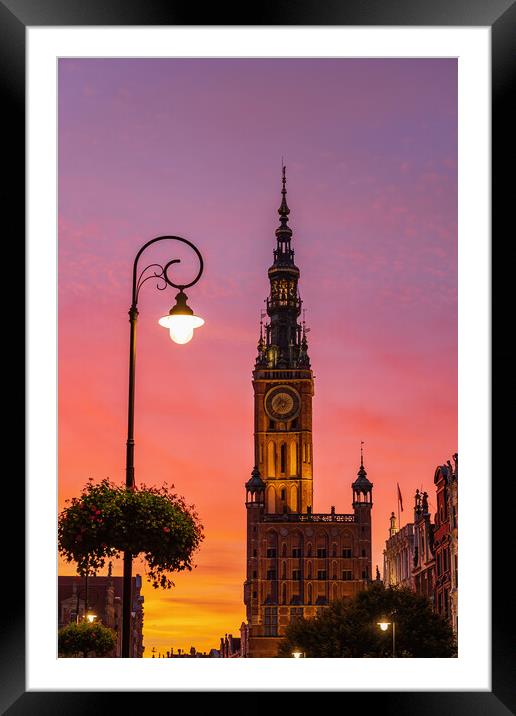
left=377, top=617, right=396, bottom=657
left=86, top=612, right=97, bottom=624
left=291, top=649, right=306, bottom=658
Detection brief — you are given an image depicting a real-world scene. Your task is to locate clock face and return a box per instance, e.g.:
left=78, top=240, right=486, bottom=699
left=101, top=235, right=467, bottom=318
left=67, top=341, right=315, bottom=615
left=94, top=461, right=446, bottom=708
left=264, top=386, right=300, bottom=421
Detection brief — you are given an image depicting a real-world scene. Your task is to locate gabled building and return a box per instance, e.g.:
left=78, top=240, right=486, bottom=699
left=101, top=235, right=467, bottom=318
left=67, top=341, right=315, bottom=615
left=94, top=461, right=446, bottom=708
left=434, top=453, right=458, bottom=633
left=383, top=512, right=415, bottom=590
left=412, top=489, right=435, bottom=604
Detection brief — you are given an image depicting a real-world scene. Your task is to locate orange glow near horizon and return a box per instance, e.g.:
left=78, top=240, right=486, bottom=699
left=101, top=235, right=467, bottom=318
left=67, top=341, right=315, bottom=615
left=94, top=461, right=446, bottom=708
left=58, top=58, right=457, bottom=656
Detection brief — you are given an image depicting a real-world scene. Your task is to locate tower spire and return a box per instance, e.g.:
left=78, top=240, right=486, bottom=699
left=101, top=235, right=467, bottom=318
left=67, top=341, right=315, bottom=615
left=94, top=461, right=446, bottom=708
left=279, top=164, right=290, bottom=218
left=361, top=440, right=364, bottom=467
left=275, top=164, right=293, bottom=246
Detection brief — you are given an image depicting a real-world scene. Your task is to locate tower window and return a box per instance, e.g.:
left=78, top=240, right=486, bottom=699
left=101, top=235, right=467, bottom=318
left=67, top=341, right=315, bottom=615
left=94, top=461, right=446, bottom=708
left=266, top=548, right=277, bottom=558
left=342, top=549, right=352, bottom=559
left=280, top=488, right=286, bottom=501
left=317, top=548, right=327, bottom=558
left=342, top=570, right=352, bottom=581
left=253, top=570, right=257, bottom=578
left=280, top=444, right=287, bottom=473
left=269, top=420, right=275, bottom=430
left=292, top=548, right=302, bottom=558
left=266, top=569, right=277, bottom=580
left=317, top=570, right=327, bottom=580
left=292, top=570, right=301, bottom=581
left=361, top=549, right=366, bottom=557
left=362, top=569, right=368, bottom=579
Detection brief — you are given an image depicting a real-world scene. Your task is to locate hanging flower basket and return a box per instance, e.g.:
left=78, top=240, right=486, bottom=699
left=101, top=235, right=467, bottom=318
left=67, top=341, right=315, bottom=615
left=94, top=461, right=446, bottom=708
left=58, top=478, right=204, bottom=588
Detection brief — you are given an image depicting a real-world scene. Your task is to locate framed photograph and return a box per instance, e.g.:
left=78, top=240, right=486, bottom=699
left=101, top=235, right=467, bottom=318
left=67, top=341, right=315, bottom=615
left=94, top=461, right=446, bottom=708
left=7, top=0, right=513, bottom=710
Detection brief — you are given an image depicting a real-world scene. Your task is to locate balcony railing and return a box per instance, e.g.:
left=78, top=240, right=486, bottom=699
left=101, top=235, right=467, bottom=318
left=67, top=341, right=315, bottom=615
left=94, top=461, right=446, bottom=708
left=253, top=368, right=312, bottom=380
left=263, top=513, right=355, bottom=523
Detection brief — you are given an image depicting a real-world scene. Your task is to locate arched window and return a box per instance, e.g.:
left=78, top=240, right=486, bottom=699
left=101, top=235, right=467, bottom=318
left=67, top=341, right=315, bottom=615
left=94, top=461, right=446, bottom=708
left=332, top=584, right=338, bottom=601
left=282, top=561, right=287, bottom=579
left=267, top=442, right=276, bottom=478
left=280, top=443, right=287, bottom=473
left=267, top=485, right=276, bottom=514
left=307, top=562, right=312, bottom=579
left=282, top=583, right=287, bottom=605
left=290, top=441, right=297, bottom=475
left=282, top=543, right=287, bottom=557
left=307, top=583, right=312, bottom=605
left=307, top=543, right=312, bottom=557
left=290, top=485, right=298, bottom=513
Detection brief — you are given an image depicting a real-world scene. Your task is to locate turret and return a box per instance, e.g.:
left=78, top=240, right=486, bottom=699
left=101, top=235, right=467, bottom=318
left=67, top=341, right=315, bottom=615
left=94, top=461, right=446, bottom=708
left=389, top=511, right=398, bottom=537
left=352, top=443, right=373, bottom=513
left=352, top=444, right=373, bottom=581
left=245, top=465, right=266, bottom=507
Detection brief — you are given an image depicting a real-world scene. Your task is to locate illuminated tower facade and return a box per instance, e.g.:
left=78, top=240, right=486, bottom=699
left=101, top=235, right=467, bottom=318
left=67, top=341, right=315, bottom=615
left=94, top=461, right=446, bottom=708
left=254, top=166, right=314, bottom=516
left=242, top=168, right=374, bottom=658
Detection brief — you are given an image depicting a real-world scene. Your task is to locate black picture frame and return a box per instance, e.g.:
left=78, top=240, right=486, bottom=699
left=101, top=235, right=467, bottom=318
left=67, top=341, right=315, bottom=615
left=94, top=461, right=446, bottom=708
left=6, top=0, right=513, bottom=711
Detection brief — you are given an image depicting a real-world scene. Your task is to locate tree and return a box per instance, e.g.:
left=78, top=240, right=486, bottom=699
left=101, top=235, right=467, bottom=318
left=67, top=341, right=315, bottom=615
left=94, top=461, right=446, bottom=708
left=58, top=478, right=204, bottom=588
left=277, top=582, right=457, bottom=657
left=58, top=621, right=117, bottom=657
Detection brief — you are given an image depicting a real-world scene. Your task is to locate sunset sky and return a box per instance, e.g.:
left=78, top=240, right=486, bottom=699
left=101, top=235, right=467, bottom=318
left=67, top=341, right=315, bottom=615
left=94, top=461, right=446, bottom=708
left=58, top=58, right=457, bottom=655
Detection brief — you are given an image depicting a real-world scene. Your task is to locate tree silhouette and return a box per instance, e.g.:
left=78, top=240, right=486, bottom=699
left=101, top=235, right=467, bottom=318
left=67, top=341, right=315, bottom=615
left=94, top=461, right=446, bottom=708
left=278, top=582, right=456, bottom=658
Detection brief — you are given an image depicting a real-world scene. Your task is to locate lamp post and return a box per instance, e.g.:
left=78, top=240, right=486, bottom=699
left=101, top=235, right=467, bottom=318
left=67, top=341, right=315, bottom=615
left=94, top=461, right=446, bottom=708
left=75, top=580, right=98, bottom=624
left=122, top=235, right=204, bottom=658
left=377, top=618, right=396, bottom=658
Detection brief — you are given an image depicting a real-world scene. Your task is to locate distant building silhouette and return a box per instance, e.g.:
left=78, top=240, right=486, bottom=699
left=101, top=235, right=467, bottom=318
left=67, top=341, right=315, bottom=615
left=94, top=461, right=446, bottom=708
left=58, top=569, right=144, bottom=657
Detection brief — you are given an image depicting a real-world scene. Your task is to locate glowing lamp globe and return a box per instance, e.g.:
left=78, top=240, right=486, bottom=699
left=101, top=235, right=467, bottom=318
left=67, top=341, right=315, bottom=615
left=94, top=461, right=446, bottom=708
left=159, top=290, right=204, bottom=344
left=377, top=621, right=390, bottom=632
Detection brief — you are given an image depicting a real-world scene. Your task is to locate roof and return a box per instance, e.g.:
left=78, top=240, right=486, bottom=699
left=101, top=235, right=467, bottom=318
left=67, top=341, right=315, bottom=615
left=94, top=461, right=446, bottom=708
left=246, top=466, right=266, bottom=491
left=352, top=463, right=373, bottom=490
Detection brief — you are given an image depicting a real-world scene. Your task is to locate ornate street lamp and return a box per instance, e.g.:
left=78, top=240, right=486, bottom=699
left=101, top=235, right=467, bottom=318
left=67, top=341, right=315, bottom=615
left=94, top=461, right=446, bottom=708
left=122, top=236, right=204, bottom=658
left=291, top=648, right=306, bottom=658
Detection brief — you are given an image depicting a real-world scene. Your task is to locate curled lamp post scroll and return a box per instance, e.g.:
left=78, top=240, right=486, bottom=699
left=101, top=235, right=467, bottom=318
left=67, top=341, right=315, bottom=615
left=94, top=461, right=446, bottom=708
left=123, top=236, right=204, bottom=659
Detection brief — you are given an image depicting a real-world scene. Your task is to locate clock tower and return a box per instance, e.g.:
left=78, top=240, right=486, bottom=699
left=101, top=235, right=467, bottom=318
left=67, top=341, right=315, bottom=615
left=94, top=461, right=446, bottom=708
left=254, top=166, right=314, bottom=515
left=242, top=167, right=373, bottom=658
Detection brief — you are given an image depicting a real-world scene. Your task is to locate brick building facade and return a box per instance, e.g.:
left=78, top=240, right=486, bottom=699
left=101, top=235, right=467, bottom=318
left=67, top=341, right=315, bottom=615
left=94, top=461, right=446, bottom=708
left=382, top=454, right=458, bottom=635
